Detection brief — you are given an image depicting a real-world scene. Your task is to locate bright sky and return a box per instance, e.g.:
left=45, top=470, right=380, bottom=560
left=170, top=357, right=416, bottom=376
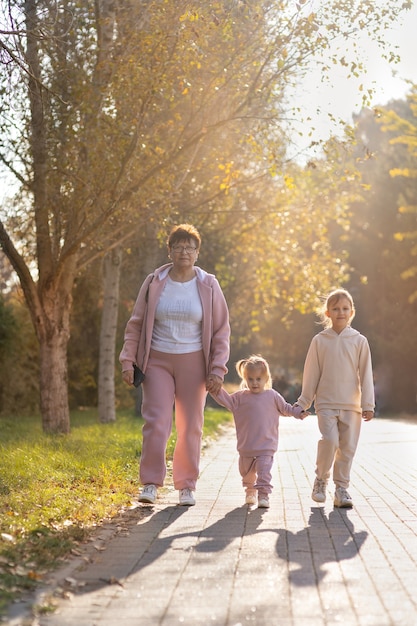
left=289, top=1, right=417, bottom=160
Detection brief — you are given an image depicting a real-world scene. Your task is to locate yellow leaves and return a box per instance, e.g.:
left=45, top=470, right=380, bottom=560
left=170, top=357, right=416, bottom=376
left=307, top=12, right=319, bottom=29
left=283, top=175, right=295, bottom=190
left=389, top=168, right=417, bottom=178
left=217, top=161, right=240, bottom=193
left=394, top=230, right=417, bottom=242
left=401, top=266, right=417, bottom=280
left=277, top=47, right=288, bottom=69
left=398, top=204, right=417, bottom=214
left=179, top=11, right=199, bottom=23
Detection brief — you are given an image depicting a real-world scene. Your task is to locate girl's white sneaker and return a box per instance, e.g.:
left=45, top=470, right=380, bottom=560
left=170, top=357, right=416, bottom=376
left=334, top=487, right=353, bottom=508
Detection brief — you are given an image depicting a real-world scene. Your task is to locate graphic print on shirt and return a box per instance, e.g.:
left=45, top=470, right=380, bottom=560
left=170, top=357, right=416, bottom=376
left=152, top=277, right=203, bottom=352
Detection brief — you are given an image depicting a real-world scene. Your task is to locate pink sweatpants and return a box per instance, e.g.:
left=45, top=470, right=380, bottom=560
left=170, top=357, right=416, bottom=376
left=140, top=349, right=207, bottom=490
left=239, top=454, right=274, bottom=497
left=315, top=409, right=362, bottom=488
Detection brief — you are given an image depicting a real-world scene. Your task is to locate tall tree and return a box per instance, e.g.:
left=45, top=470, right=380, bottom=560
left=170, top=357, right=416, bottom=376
left=0, top=0, right=406, bottom=431
left=379, top=86, right=417, bottom=304
left=343, top=95, right=417, bottom=411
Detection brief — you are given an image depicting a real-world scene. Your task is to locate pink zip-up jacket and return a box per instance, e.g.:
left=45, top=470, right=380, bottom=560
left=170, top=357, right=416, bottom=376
left=119, top=263, right=230, bottom=379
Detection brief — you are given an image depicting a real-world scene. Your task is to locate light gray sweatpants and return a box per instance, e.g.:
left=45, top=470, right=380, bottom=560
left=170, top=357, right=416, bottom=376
left=315, top=409, right=362, bottom=488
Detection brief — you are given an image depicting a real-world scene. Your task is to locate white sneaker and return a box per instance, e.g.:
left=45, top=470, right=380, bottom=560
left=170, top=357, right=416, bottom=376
left=258, top=497, right=270, bottom=508
left=245, top=490, right=257, bottom=505
left=179, top=488, right=195, bottom=506
left=334, top=487, right=353, bottom=508
left=138, top=484, right=157, bottom=504
left=312, top=478, right=327, bottom=503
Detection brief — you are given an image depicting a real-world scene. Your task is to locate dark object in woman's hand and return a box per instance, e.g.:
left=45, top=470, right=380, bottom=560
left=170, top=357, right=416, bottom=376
left=133, top=364, right=145, bottom=387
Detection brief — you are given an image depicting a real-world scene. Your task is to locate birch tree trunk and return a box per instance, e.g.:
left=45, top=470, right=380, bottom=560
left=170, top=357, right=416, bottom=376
left=98, top=247, right=122, bottom=423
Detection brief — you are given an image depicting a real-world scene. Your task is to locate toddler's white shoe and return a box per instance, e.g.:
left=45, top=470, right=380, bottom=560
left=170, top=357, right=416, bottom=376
left=258, top=497, right=270, bottom=508
left=245, top=490, right=257, bottom=505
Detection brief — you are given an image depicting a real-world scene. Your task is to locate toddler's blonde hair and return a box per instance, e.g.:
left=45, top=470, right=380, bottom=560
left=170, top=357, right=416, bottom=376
left=236, top=355, right=273, bottom=390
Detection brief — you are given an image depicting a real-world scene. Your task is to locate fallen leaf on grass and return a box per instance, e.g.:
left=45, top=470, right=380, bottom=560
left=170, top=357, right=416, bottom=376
left=11, top=565, right=29, bottom=577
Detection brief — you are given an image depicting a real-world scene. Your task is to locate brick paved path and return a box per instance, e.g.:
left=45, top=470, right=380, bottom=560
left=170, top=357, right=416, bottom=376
left=7, top=415, right=417, bottom=626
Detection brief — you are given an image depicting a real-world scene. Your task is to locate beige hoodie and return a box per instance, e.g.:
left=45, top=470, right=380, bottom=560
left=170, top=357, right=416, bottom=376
left=297, top=326, right=375, bottom=414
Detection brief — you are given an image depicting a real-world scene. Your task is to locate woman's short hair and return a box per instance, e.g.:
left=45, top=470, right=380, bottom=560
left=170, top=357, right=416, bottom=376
left=167, top=224, right=201, bottom=249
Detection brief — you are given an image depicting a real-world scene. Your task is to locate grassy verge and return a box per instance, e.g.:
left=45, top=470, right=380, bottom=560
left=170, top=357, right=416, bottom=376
left=0, top=407, right=232, bottom=613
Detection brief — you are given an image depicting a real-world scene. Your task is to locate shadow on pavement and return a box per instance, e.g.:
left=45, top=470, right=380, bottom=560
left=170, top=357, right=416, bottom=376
left=131, top=505, right=262, bottom=567
left=276, top=506, right=368, bottom=585
left=35, top=503, right=368, bottom=607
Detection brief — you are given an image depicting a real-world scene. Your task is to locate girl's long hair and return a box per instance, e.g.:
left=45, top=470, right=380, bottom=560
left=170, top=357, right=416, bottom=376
left=318, top=288, right=356, bottom=329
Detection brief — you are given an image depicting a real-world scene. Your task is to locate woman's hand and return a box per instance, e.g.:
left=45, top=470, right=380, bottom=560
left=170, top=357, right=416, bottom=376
left=122, top=369, right=134, bottom=386
left=206, top=374, right=222, bottom=395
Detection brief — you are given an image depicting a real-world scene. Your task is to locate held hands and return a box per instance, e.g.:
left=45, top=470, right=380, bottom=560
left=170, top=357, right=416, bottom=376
left=362, top=410, right=374, bottom=421
left=295, top=410, right=310, bottom=420
left=206, top=374, right=222, bottom=395
left=293, top=404, right=310, bottom=420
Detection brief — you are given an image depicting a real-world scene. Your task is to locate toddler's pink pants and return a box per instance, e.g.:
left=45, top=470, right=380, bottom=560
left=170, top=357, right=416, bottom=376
left=239, top=454, right=274, bottom=497
left=140, top=349, right=207, bottom=490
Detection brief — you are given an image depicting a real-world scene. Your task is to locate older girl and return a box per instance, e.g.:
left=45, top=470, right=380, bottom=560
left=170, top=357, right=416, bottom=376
left=296, top=288, right=374, bottom=508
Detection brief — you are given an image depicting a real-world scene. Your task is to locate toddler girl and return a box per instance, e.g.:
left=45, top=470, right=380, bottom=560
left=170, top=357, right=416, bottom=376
left=211, top=355, right=307, bottom=508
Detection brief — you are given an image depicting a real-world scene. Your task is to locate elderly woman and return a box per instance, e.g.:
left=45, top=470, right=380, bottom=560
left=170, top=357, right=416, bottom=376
left=120, top=224, right=230, bottom=506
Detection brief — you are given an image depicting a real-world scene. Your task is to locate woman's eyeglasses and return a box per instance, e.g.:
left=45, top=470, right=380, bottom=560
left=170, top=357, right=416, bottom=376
left=171, top=246, right=197, bottom=254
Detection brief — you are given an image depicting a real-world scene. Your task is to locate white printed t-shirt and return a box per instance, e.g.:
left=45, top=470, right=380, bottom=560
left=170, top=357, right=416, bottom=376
left=151, top=276, right=203, bottom=354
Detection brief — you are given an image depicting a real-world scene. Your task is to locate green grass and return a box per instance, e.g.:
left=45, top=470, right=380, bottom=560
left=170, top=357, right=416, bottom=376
left=0, top=407, right=232, bottom=613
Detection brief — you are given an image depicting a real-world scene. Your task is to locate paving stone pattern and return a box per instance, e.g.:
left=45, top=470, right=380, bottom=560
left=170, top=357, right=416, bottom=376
left=7, top=416, right=417, bottom=626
